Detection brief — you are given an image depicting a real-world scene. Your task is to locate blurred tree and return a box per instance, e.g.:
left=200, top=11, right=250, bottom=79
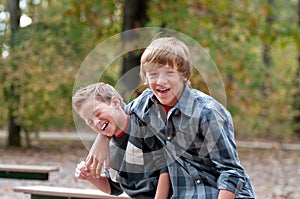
left=0, top=0, right=299, bottom=144
left=146, top=0, right=298, bottom=138
left=120, top=0, right=149, bottom=97
left=0, top=0, right=126, bottom=147
left=261, top=0, right=274, bottom=96
left=259, top=0, right=275, bottom=135
left=293, top=0, right=300, bottom=136
left=6, top=0, right=21, bottom=147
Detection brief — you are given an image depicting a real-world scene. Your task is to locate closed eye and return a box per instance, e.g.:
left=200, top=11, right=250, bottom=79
left=166, top=68, right=176, bottom=73
left=148, top=72, right=157, bottom=77
left=93, top=109, right=102, bottom=118
left=86, top=119, right=93, bottom=127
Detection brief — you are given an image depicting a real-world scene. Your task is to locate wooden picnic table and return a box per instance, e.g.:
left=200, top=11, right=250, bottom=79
left=14, top=185, right=131, bottom=199
left=0, top=164, right=59, bottom=180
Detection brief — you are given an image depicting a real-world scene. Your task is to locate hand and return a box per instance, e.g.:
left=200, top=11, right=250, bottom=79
left=74, top=161, right=91, bottom=180
left=85, top=134, right=111, bottom=179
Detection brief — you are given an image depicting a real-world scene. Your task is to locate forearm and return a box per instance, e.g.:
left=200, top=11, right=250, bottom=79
left=86, top=134, right=111, bottom=178
left=88, top=175, right=111, bottom=194
left=89, top=134, right=110, bottom=161
left=155, top=172, right=171, bottom=199
left=218, top=189, right=235, bottom=199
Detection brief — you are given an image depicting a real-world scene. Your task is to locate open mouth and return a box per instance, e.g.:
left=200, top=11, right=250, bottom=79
left=157, top=88, right=170, bottom=94
left=101, top=122, right=109, bottom=131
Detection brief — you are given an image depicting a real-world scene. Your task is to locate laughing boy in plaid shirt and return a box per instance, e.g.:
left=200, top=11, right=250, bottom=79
left=73, top=83, right=171, bottom=199
left=85, top=36, right=255, bottom=199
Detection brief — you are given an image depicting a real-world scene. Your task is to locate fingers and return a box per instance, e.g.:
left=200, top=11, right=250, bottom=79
left=105, top=153, right=110, bottom=169
left=90, top=158, right=97, bottom=179
left=85, top=155, right=93, bottom=167
left=96, top=161, right=102, bottom=179
left=74, top=161, right=90, bottom=180
left=75, top=167, right=88, bottom=179
left=85, top=134, right=111, bottom=178
left=90, top=157, right=102, bottom=179
left=86, top=154, right=104, bottom=179
left=77, top=161, right=87, bottom=171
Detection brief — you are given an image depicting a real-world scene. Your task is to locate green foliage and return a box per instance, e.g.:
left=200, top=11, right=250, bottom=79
left=1, top=22, right=78, bottom=131
left=0, top=0, right=299, bottom=140
left=147, top=0, right=299, bottom=138
left=0, top=0, right=123, bottom=133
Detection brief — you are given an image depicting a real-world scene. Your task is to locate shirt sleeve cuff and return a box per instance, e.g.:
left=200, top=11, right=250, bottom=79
left=159, top=166, right=169, bottom=175
left=217, top=173, right=246, bottom=195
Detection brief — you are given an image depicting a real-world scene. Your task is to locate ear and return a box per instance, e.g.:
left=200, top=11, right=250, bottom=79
left=143, top=79, right=149, bottom=85
left=182, top=74, right=188, bottom=81
left=111, top=96, right=120, bottom=108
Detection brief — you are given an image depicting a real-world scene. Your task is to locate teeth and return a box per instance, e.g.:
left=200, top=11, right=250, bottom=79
left=101, top=122, right=109, bottom=130
left=158, top=88, right=170, bottom=92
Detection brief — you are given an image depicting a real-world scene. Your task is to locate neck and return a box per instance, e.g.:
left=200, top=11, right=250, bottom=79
left=114, top=113, right=129, bottom=137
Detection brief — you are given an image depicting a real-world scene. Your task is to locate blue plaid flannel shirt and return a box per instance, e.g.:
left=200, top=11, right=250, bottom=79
left=126, top=85, right=255, bottom=199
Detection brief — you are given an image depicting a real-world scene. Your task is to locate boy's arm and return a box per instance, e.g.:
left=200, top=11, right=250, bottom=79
left=218, top=190, right=235, bottom=199
left=85, top=134, right=111, bottom=178
left=88, top=175, right=112, bottom=194
left=155, top=172, right=171, bottom=199
left=202, top=107, right=243, bottom=196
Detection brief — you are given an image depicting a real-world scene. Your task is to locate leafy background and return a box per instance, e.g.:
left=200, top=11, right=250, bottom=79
left=0, top=0, right=299, bottom=144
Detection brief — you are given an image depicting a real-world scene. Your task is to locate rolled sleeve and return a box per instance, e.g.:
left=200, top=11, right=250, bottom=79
left=217, top=170, right=246, bottom=194
left=159, top=166, right=169, bottom=175
left=202, top=105, right=247, bottom=195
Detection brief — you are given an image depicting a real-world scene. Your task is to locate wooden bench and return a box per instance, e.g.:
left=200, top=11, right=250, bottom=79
left=14, top=185, right=131, bottom=199
left=0, top=164, right=59, bottom=180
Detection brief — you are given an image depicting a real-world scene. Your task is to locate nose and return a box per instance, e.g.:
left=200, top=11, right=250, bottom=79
left=156, top=72, right=168, bottom=84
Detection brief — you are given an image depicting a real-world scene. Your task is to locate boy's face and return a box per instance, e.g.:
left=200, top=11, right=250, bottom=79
left=78, top=97, right=124, bottom=137
left=146, top=65, right=185, bottom=106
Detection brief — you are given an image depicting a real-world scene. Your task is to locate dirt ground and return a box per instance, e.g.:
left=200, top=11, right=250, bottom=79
left=0, top=139, right=299, bottom=199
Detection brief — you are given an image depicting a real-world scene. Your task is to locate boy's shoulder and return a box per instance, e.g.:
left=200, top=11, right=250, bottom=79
left=190, top=88, right=225, bottom=108
left=128, top=112, right=147, bottom=127
left=125, top=88, right=153, bottom=112
left=180, top=86, right=214, bottom=106
left=180, top=87, right=231, bottom=118
left=191, top=89, right=216, bottom=105
left=135, top=88, right=153, bottom=101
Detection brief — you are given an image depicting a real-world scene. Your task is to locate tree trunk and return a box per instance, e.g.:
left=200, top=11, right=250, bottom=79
left=120, top=0, right=149, bottom=97
left=261, top=0, right=274, bottom=97
left=293, top=0, right=300, bottom=136
left=8, top=114, right=21, bottom=146
left=7, top=0, right=22, bottom=147
left=7, top=0, right=21, bottom=42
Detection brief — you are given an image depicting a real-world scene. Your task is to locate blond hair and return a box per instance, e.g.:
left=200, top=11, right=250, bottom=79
left=140, top=37, right=191, bottom=83
left=72, top=82, right=125, bottom=112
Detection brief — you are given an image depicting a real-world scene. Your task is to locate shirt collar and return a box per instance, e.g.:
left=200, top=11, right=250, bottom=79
left=174, top=84, right=196, bottom=117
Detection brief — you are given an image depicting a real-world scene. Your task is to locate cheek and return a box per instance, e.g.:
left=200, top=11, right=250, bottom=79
left=148, top=82, right=156, bottom=89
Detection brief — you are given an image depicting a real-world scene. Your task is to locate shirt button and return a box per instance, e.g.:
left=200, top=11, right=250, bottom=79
left=196, top=179, right=201, bottom=184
